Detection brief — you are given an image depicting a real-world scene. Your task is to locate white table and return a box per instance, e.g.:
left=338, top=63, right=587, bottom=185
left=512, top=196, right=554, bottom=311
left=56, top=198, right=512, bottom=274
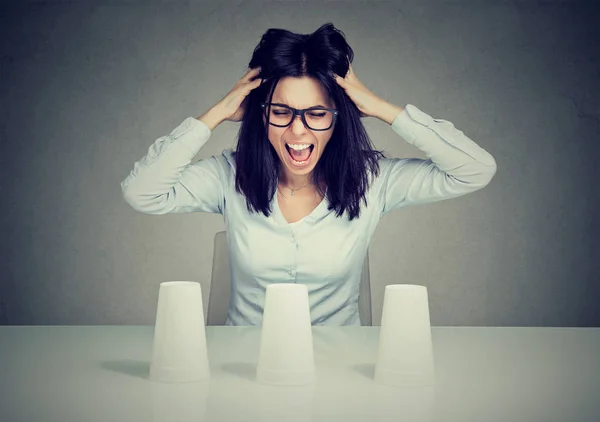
left=1, top=326, right=598, bottom=422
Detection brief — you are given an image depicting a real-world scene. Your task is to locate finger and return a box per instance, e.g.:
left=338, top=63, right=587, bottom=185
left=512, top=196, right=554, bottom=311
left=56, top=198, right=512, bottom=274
left=346, top=56, right=353, bottom=72
left=347, top=68, right=363, bottom=86
left=243, top=66, right=261, bottom=81
left=347, top=63, right=356, bottom=79
left=246, top=76, right=263, bottom=92
left=242, top=67, right=255, bottom=78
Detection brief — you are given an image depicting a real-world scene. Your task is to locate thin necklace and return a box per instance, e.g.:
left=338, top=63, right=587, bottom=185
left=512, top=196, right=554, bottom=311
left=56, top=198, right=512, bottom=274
left=279, top=181, right=311, bottom=196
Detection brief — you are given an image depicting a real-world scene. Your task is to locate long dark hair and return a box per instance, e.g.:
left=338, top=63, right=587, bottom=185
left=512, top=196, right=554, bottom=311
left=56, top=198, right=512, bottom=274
left=233, top=22, right=386, bottom=221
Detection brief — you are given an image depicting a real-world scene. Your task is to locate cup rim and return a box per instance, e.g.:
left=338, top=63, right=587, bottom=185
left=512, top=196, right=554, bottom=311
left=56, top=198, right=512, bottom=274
left=385, top=284, right=426, bottom=290
left=160, top=281, right=199, bottom=287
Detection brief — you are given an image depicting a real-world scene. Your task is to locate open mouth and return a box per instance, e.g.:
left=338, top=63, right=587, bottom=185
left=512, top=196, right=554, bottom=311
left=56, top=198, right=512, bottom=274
left=285, top=143, right=315, bottom=167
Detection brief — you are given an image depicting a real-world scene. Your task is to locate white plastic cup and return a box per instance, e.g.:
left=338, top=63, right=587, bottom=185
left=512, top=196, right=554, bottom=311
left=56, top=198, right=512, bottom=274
left=374, top=284, right=435, bottom=387
left=256, top=283, right=315, bottom=386
left=149, top=281, right=210, bottom=383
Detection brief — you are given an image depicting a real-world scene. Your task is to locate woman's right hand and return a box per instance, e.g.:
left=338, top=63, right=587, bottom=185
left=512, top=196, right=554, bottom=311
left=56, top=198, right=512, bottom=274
left=197, top=67, right=262, bottom=131
left=216, top=66, right=264, bottom=122
left=197, top=67, right=263, bottom=130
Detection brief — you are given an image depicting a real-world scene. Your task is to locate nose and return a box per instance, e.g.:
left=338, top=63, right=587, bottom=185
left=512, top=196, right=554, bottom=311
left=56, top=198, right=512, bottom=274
left=290, top=113, right=308, bottom=134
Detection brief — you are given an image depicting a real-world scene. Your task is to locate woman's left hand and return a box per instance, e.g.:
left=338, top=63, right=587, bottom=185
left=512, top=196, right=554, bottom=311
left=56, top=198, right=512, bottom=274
left=333, top=60, right=384, bottom=118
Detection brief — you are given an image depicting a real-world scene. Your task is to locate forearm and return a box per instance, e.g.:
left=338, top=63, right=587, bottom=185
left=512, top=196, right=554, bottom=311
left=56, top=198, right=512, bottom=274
left=374, top=100, right=405, bottom=125
left=391, top=104, right=497, bottom=182
left=196, top=106, right=226, bottom=132
left=121, top=116, right=214, bottom=213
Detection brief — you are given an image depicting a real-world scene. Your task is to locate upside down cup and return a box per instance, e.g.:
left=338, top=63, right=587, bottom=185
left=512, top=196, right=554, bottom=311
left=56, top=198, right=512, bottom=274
left=374, top=284, right=435, bottom=387
left=149, top=281, right=210, bottom=383
left=256, top=283, right=316, bottom=386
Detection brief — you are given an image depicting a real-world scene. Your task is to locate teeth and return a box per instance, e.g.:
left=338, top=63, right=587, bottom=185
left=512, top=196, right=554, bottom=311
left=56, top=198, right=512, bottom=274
left=286, top=143, right=312, bottom=151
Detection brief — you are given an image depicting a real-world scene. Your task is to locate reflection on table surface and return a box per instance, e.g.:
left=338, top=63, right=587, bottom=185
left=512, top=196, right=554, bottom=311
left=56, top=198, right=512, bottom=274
left=1, top=325, right=599, bottom=422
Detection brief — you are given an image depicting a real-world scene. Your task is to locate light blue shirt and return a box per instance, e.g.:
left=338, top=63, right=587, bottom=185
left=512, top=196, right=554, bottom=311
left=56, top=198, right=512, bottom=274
left=121, top=104, right=497, bottom=326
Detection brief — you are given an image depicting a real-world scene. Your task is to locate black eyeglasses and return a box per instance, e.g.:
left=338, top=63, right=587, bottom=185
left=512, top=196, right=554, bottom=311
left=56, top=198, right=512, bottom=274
left=260, top=102, right=338, bottom=131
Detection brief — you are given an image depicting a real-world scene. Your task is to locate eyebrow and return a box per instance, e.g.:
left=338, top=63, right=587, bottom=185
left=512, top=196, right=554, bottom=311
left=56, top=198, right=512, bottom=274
left=272, top=102, right=329, bottom=109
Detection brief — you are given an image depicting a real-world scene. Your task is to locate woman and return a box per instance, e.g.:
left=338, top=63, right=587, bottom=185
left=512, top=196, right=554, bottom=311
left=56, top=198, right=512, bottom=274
left=121, top=23, right=497, bottom=326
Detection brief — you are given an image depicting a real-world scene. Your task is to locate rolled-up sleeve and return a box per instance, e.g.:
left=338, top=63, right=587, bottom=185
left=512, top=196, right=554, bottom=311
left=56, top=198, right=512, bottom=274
left=121, top=117, right=226, bottom=215
left=379, top=104, right=497, bottom=215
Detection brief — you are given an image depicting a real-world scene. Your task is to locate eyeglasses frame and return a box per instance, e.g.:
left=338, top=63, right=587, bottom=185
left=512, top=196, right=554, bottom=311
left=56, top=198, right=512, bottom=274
left=260, top=102, right=338, bottom=131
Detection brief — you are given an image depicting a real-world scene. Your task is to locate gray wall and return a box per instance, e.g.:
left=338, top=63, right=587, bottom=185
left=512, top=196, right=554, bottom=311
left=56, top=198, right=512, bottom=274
left=1, top=0, right=599, bottom=327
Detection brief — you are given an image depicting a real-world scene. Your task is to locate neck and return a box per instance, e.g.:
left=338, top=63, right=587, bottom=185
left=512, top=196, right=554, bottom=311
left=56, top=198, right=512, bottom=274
left=279, top=169, right=312, bottom=190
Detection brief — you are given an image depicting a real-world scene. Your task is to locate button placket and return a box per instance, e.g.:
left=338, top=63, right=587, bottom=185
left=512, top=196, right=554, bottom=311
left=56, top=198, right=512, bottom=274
left=289, top=228, right=298, bottom=280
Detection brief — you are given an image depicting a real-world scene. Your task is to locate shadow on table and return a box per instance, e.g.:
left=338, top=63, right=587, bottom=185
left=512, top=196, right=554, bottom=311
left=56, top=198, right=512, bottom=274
left=100, top=359, right=259, bottom=382
left=100, top=359, right=150, bottom=379
left=220, top=362, right=256, bottom=381
left=352, top=363, right=375, bottom=379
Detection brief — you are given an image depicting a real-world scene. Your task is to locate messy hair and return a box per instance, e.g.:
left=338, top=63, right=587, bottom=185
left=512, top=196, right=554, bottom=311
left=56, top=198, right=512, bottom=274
left=233, top=22, right=386, bottom=220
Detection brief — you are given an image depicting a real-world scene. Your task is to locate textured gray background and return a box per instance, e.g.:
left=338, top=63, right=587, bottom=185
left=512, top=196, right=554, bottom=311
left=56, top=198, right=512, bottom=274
left=1, top=0, right=598, bottom=326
